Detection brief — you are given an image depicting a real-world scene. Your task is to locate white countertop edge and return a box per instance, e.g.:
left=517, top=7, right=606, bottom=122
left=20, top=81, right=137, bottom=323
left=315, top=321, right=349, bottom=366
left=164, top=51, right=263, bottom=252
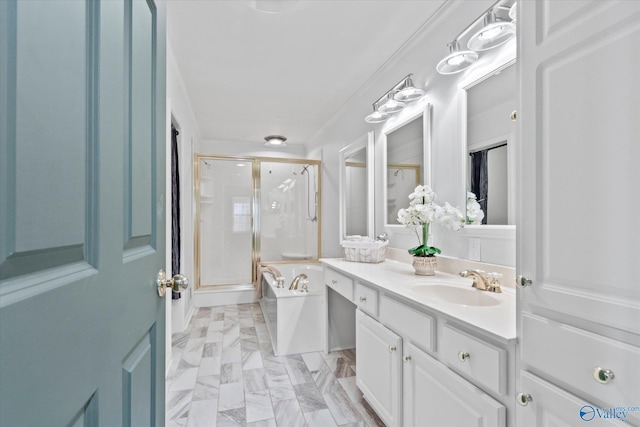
left=321, top=257, right=516, bottom=341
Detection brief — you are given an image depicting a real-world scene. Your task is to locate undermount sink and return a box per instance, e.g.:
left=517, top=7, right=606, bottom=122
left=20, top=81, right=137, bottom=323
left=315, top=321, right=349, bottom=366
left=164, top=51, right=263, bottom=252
left=410, top=284, right=500, bottom=307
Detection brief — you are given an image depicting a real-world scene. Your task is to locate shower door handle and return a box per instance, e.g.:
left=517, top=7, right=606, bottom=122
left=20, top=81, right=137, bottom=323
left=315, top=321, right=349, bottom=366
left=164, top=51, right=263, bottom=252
left=156, top=269, right=189, bottom=297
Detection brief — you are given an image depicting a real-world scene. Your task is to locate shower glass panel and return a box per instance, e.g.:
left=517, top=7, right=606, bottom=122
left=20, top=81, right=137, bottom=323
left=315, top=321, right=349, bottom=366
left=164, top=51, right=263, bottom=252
left=196, top=156, right=253, bottom=288
left=259, top=160, right=321, bottom=262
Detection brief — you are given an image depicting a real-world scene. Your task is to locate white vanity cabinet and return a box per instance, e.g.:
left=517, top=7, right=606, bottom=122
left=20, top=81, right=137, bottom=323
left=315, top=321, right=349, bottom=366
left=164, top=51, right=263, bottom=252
left=324, top=262, right=514, bottom=427
left=355, top=309, right=402, bottom=427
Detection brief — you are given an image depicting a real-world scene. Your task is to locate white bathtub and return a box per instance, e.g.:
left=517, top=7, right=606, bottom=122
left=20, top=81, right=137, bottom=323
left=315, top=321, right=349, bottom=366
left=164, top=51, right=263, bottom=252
left=260, top=263, right=325, bottom=356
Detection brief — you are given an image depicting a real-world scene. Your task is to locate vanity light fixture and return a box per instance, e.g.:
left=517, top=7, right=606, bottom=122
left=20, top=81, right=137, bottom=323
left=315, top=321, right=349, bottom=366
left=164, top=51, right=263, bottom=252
left=264, top=135, right=287, bottom=147
left=364, top=74, right=425, bottom=123
left=436, top=41, right=479, bottom=75
left=467, top=11, right=515, bottom=51
left=364, top=104, right=391, bottom=123
left=378, top=93, right=407, bottom=114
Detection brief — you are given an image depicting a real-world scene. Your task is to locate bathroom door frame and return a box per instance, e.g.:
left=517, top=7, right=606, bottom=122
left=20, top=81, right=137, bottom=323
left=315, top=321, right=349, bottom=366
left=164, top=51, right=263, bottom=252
left=193, top=155, right=322, bottom=291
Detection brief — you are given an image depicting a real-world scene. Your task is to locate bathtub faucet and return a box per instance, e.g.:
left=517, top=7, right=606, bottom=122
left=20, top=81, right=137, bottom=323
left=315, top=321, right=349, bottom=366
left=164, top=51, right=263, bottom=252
left=289, top=273, right=308, bottom=290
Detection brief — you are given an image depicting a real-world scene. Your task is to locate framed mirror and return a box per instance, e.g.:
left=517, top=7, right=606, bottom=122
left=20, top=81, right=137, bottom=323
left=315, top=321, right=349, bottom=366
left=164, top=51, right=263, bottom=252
left=383, top=104, right=431, bottom=228
left=459, top=60, right=516, bottom=227
left=339, top=131, right=374, bottom=240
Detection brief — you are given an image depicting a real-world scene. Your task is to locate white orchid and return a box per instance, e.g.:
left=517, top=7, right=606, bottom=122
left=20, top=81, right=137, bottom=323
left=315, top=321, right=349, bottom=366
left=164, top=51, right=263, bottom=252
left=397, top=185, right=464, bottom=257
left=466, top=191, right=485, bottom=225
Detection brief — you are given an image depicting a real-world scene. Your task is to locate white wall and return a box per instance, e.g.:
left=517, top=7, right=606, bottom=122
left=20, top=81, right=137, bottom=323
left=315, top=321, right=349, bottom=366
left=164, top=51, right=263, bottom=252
left=306, top=0, right=516, bottom=266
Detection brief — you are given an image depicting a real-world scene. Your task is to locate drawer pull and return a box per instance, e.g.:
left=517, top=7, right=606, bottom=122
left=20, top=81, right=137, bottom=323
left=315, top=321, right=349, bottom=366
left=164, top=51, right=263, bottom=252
left=389, top=345, right=397, bottom=353
left=516, top=275, right=533, bottom=288
left=593, top=367, right=615, bottom=384
left=403, top=355, right=412, bottom=363
left=332, top=279, right=337, bottom=284
left=359, top=296, right=367, bottom=303
left=457, top=351, right=470, bottom=362
left=516, top=393, right=533, bottom=406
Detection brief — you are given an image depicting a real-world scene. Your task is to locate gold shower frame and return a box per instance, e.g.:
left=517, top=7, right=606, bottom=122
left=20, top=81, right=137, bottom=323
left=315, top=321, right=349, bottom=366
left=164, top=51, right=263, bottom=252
left=194, top=154, right=322, bottom=291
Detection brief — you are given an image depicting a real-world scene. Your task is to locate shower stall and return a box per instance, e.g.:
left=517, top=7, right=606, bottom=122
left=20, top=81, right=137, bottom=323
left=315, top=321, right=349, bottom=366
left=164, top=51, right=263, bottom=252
left=194, top=155, right=321, bottom=290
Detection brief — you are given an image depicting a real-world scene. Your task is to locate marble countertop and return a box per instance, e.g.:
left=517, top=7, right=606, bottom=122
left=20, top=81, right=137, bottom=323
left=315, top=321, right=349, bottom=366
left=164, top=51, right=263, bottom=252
left=321, top=258, right=516, bottom=341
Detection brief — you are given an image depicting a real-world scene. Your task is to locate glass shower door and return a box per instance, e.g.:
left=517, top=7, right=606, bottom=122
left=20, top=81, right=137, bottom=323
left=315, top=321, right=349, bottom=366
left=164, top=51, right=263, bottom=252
left=195, top=156, right=253, bottom=288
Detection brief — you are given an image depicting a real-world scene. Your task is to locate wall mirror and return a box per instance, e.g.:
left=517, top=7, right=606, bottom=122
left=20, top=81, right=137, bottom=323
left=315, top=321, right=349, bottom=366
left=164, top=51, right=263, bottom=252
left=339, top=132, right=374, bottom=240
left=383, top=104, right=431, bottom=227
left=460, top=60, right=516, bottom=227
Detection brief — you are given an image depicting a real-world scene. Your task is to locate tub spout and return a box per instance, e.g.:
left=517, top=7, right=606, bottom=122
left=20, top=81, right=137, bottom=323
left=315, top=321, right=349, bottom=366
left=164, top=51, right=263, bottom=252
left=289, top=273, right=308, bottom=290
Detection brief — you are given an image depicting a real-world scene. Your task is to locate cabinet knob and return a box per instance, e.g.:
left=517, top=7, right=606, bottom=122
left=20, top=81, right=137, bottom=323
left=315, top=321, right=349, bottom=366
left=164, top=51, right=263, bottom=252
left=403, top=355, right=412, bottom=363
left=457, top=351, right=470, bottom=362
left=516, top=275, right=533, bottom=288
left=359, top=296, right=367, bottom=303
left=516, top=393, right=533, bottom=406
left=332, top=279, right=337, bottom=284
left=593, top=367, right=615, bottom=384
left=389, top=345, right=397, bottom=353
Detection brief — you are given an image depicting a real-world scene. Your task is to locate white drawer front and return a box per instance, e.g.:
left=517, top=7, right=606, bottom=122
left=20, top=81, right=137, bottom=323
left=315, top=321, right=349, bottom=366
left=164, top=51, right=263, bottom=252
left=355, top=282, right=378, bottom=317
left=522, top=312, right=640, bottom=410
left=325, top=268, right=353, bottom=301
left=440, top=324, right=506, bottom=395
left=379, top=295, right=435, bottom=353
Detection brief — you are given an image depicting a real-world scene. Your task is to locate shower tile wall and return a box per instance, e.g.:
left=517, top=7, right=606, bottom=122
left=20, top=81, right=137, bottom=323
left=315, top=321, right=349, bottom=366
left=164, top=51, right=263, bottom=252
left=166, top=304, right=384, bottom=427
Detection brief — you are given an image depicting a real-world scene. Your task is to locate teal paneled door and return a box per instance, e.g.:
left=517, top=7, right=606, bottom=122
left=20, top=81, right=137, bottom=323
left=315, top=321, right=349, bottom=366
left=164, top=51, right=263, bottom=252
left=0, top=0, right=167, bottom=425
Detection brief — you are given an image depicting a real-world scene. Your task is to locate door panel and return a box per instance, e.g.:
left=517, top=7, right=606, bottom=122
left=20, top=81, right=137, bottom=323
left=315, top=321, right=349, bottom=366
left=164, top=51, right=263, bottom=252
left=0, top=0, right=167, bottom=425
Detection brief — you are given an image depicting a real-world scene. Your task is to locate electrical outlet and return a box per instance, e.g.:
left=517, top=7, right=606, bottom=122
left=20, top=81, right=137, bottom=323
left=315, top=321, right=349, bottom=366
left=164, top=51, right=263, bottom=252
left=469, top=238, right=481, bottom=261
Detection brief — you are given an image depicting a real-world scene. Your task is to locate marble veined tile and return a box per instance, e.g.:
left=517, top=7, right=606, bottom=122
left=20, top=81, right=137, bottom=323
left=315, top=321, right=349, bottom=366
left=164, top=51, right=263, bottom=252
left=167, top=389, right=193, bottom=420
left=170, top=367, right=199, bottom=391
left=246, top=419, right=276, bottom=427
left=245, top=390, right=275, bottom=423
left=357, top=397, right=386, bottom=427
left=273, top=398, right=306, bottom=426
left=213, top=312, right=225, bottom=322
left=304, top=409, right=338, bottom=427
left=172, top=331, right=190, bottom=349
left=241, top=338, right=260, bottom=352
left=205, top=329, right=224, bottom=344
left=167, top=418, right=188, bottom=427
left=192, top=374, right=220, bottom=401
left=218, top=382, right=245, bottom=411
left=221, top=344, right=242, bottom=364
left=186, top=399, right=217, bottom=427
left=312, top=365, right=342, bottom=395
left=285, top=359, right=314, bottom=385
left=293, top=382, right=327, bottom=413
left=216, top=408, right=245, bottom=427
left=266, top=374, right=296, bottom=402
left=302, top=352, right=328, bottom=372
left=240, top=326, right=258, bottom=340
left=337, top=376, right=363, bottom=404
left=208, top=320, right=224, bottom=331
left=243, top=368, right=268, bottom=393
left=323, top=388, right=361, bottom=425
left=239, top=318, right=255, bottom=328
left=242, top=350, right=264, bottom=370
left=220, top=362, right=243, bottom=384
left=197, top=356, right=221, bottom=377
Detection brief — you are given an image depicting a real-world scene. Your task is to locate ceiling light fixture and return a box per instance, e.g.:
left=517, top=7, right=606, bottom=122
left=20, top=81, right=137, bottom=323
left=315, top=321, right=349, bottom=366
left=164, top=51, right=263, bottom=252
left=365, top=74, right=425, bottom=123
left=436, top=41, right=479, bottom=75
left=247, top=0, right=300, bottom=14
left=264, top=135, right=287, bottom=147
left=467, top=11, right=515, bottom=51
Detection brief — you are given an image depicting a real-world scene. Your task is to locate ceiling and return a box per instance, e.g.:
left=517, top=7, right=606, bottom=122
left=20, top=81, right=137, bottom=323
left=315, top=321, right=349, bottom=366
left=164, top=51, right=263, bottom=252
left=167, top=0, right=448, bottom=145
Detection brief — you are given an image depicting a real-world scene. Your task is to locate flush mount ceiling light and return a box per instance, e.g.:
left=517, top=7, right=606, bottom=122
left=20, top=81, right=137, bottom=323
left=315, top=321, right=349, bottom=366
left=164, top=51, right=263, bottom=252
left=365, top=74, right=425, bottom=123
left=467, top=11, right=515, bottom=51
left=247, top=0, right=300, bottom=13
left=436, top=41, right=479, bottom=75
left=264, top=135, right=287, bottom=147
left=364, top=105, right=390, bottom=124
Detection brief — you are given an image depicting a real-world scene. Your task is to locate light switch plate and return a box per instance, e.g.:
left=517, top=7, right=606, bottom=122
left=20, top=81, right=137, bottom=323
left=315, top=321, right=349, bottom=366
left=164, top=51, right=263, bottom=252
left=469, top=238, right=481, bottom=261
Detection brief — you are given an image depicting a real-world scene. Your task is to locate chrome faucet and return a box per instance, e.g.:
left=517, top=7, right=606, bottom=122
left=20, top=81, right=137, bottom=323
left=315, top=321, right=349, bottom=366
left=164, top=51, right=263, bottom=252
left=289, top=273, right=308, bottom=290
left=459, top=270, right=489, bottom=291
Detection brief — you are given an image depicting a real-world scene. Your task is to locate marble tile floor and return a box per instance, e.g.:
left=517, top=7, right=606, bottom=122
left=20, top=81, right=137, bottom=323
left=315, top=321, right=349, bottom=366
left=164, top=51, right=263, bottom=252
left=166, top=303, right=386, bottom=427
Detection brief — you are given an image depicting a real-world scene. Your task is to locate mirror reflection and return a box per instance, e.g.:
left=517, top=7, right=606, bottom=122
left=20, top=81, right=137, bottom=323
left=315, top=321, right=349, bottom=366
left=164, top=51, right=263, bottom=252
left=386, top=115, right=423, bottom=225
left=465, top=62, right=515, bottom=225
left=344, top=147, right=368, bottom=236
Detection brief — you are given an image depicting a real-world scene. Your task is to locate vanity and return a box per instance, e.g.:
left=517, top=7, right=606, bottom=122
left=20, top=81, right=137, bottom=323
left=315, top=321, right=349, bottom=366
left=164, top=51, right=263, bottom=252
left=321, top=257, right=516, bottom=427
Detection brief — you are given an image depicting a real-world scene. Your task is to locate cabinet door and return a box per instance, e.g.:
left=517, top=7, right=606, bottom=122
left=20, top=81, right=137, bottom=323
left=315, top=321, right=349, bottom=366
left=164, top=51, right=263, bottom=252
left=355, top=309, right=402, bottom=427
left=519, top=372, right=624, bottom=426
left=403, top=342, right=505, bottom=427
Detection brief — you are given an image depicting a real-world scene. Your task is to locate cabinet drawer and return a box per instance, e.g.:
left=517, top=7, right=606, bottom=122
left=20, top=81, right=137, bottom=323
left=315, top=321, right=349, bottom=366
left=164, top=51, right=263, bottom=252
left=380, top=295, right=435, bottom=353
left=440, top=324, right=506, bottom=395
left=325, top=268, right=353, bottom=301
left=522, top=312, right=640, bottom=410
left=355, top=282, right=378, bottom=316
